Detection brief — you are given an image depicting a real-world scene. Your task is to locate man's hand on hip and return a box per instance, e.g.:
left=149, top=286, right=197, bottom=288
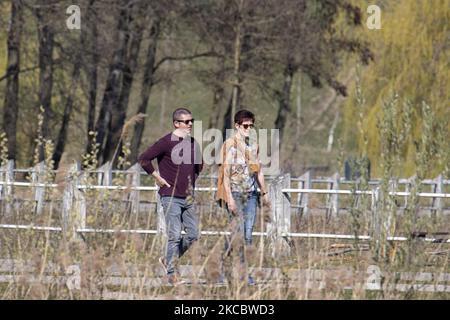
left=152, top=172, right=171, bottom=188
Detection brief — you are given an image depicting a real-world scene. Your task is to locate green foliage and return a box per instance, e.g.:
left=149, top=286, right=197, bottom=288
left=82, top=131, right=99, bottom=171
left=342, top=0, right=450, bottom=177
left=0, top=132, right=8, bottom=167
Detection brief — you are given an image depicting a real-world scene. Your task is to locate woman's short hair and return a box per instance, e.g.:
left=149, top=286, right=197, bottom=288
left=234, top=109, right=255, bottom=124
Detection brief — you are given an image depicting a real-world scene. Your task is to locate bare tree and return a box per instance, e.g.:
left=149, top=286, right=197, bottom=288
left=94, top=0, right=130, bottom=164
left=84, top=0, right=99, bottom=157
left=102, top=2, right=147, bottom=164
left=52, top=39, right=83, bottom=169
left=35, top=4, right=55, bottom=161
left=183, top=0, right=273, bottom=131
left=271, top=0, right=373, bottom=142
left=2, top=0, right=23, bottom=160
left=128, top=3, right=218, bottom=163
left=129, top=17, right=161, bottom=165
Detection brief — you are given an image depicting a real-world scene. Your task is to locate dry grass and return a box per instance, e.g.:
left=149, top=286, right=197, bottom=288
left=0, top=187, right=449, bottom=300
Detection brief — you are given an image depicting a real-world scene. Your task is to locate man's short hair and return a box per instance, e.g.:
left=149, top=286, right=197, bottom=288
left=234, top=109, right=255, bottom=124
left=172, top=107, right=192, bottom=122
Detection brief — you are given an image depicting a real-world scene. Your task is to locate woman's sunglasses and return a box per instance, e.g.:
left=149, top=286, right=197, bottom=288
left=176, top=119, right=194, bottom=125
left=240, top=123, right=254, bottom=129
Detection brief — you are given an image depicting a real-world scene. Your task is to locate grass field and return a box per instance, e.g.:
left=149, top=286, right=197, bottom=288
left=0, top=183, right=449, bottom=300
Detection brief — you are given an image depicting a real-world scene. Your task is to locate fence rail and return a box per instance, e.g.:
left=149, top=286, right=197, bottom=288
left=1, top=160, right=450, bottom=257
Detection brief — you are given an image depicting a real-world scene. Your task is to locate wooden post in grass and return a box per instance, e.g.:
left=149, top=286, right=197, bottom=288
left=371, top=186, right=381, bottom=247
left=297, top=171, right=311, bottom=218
left=156, top=193, right=166, bottom=235
left=156, top=191, right=167, bottom=258
left=325, top=172, right=340, bottom=219
left=331, top=172, right=340, bottom=217
left=385, top=179, right=398, bottom=237
left=62, top=162, right=86, bottom=240
left=98, top=161, right=112, bottom=186
left=431, top=175, right=443, bottom=217
left=127, top=163, right=141, bottom=220
left=403, top=175, right=416, bottom=213
left=267, top=173, right=291, bottom=257
left=0, top=160, right=14, bottom=216
left=32, top=161, right=46, bottom=215
left=74, top=164, right=86, bottom=233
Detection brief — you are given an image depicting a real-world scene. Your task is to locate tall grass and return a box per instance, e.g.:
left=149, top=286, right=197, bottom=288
left=0, top=93, right=449, bottom=300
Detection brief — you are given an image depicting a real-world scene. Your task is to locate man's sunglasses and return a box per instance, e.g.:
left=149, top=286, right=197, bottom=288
left=175, top=119, right=194, bottom=125
left=240, top=123, right=254, bottom=129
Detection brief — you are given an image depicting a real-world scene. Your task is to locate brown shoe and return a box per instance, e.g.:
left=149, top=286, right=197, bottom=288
left=167, top=273, right=186, bottom=286
left=159, top=256, right=168, bottom=275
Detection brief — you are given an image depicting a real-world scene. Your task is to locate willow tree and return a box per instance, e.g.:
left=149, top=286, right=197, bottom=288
left=341, top=0, right=450, bottom=177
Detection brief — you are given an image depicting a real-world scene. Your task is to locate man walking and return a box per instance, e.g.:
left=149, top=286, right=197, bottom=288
left=138, top=107, right=203, bottom=285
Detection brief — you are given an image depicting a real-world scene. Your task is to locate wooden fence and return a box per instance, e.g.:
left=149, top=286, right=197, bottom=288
left=1, top=160, right=450, bottom=257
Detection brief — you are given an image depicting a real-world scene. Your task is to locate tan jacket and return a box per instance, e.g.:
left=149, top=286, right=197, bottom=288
left=216, top=136, right=260, bottom=207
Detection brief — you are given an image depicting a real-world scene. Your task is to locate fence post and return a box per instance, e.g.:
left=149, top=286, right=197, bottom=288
left=267, top=173, right=291, bottom=257
left=74, top=163, right=86, bottom=232
left=297, top=171, right=311, bottom=218
left=127, top=163, right=141, bottom=221
left=431, top=175, right=443, bottom=217
left=385, top=179, right=398, bottom=236
left=403, top=176, right=416, bottom=213
left=62, top=163, right=85, bottom=240
left=155, top=170, right=166, bottom=236
left=32, top=162, right=46, bottom=215
left=371, top=186, right=381, bottom=246
left=326, top=172, right=340, bottom=219
left=97, top=161, right=112, bottom=186
left=332, top=172, right=340, bottom=217
left=0, top=160, right=15, bottom=217
left=156, top=194, right=166, bottom=235
left=156, top=190, right=167, bottom=258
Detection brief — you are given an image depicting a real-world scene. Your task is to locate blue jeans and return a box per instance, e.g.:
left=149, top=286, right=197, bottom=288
left=160, top=196, right=199, bottom=275
left=231, top=191, right=258, bottom=245
left=223, top=191, right=258, bottom=265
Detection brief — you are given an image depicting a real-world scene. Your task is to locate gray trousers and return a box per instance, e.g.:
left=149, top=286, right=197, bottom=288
left=160, top=196, right=199, bottom=275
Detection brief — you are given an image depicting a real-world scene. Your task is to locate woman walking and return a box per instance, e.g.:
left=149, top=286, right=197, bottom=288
left=216, top=109, right=270, bottom=285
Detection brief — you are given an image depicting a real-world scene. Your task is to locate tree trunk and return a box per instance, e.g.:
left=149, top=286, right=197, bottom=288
left=129, top=19, right=160, bottom=164
left=103, top=5, right=145, bottom=165
left=327, top=109, right=340, bottom=152
left=296, top=73, right=302, bottom=140
left=222, top=94, right=233, bottom=139
left=159, top=37, right=173, bottom=128
left=94, top=1, right=130, bottom=165
left=208, top=59, right=226, bottom=129
left=209, top=84, right=225, bottom=129
left=230, top=11, right=243, bottom=127
left=84, top=0, right=99, bottom=156
left=222, top=20, right=243, bottom=133
left=36, top=7, right=55, bottom=161
left=274, top=60, right=296, bottom=143
left=52, top=46, right=82, bottom=169
left=3, top=0, right=23, bottom=161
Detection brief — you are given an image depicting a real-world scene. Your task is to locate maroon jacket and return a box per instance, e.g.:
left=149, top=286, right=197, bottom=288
left=138, top=133, right=203, bottom=198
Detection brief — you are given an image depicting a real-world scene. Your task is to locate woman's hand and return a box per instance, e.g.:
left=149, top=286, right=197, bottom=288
left=228, top=198, right=238, bottom=215
left=262, top=193, right=271, bottom=209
